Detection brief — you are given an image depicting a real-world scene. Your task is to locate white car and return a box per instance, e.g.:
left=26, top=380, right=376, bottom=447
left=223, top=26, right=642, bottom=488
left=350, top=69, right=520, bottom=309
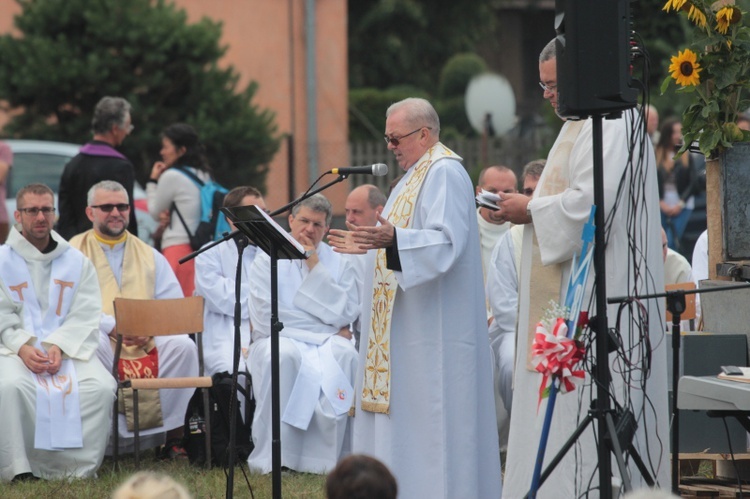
left=4, top=139, right=156, bottom=245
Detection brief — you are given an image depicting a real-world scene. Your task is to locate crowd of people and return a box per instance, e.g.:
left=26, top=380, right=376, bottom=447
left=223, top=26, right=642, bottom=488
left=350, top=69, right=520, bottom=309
left=0, top=38, right=705, bottom=497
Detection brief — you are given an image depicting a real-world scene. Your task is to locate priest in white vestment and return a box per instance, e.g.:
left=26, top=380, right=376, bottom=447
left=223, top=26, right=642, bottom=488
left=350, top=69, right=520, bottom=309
left=329, top=97, right=502, bottom=499
left=0, top=183, right=116, bottom=482
left=195, top=186, right=266, bottom=375
left=70, top=181, right=198, bottom=456
left=497, top=41, right=669, bottom=497
left=247, top=194, right=360, bottom=474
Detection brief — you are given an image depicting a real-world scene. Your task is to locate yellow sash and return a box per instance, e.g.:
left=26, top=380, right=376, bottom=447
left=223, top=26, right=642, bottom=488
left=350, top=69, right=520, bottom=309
left=525, top=120, right=585, bottom=369
left=71, top=230, right=163, bottom=430
left=361, top=143, right=461, bottom=414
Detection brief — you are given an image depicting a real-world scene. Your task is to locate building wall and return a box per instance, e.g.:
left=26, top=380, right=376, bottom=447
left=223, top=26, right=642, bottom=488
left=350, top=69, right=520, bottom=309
left=0, top=0, right=350, bottom=214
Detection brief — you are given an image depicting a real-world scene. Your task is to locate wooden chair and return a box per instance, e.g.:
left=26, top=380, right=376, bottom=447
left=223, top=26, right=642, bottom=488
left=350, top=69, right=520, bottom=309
left=665, top=282, right=697, bottom=331
left=112, top=296, right=213, bottom=467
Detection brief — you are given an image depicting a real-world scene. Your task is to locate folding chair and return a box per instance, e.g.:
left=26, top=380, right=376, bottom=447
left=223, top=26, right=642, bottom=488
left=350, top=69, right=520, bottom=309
left=112, top=296, right=213, bottom=467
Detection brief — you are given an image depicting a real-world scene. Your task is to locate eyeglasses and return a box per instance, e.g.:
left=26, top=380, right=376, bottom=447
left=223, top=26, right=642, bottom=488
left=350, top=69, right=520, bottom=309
left=91, top=203, right=131, bottom=213
left=19, top=207, right=55, bottom=216
left=384, top=127, right=431, bottom=147
left=539, top=81, right=558, bottom=93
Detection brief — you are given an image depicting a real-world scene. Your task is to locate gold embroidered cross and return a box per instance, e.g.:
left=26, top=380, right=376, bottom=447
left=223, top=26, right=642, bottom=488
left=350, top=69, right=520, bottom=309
left=53, top=280, right=74, bottom=316
left=9, top=282, right=28, bottom=302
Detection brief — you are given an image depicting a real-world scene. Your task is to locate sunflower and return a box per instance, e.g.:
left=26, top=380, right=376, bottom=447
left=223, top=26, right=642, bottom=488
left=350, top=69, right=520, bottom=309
left=669, top=49, right=702, bottom=86
left=717, top=6, right=733, bottom=34
left=662, top=0, right=687, bottom=12
left=688, top=5, right=707, bottom=28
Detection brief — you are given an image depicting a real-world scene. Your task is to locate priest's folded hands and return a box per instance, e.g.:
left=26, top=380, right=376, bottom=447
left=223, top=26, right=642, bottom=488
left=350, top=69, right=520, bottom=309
left=328, top=215, right=394, bottom=253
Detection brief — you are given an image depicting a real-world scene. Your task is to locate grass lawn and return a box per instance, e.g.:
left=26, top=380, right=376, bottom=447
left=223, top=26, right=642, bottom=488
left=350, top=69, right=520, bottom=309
left=0, top=453, right=327, bottom=499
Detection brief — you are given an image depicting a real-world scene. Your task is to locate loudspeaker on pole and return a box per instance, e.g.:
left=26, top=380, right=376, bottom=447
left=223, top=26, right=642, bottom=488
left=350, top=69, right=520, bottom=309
left=555, top=0, right=638, bottom=119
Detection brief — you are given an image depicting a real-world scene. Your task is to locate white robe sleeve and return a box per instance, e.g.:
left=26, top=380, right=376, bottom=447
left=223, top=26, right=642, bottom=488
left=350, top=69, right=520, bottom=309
left=249, top=249, right=359, bottom=343
left=293, top=257, right=360, bottom=327
left=486, top=230, right=518, bottom=344
left=41, top=258, right=103, bottom=361
left=691, top=230, right=708, bottom=285
left=0, top=279, right=29, bottom=354
left=530, top=119, right=626, bottom=266
left=248, top=253, right=272, bottom=339
left=195, top=245, right=249, bottom=318
left=394, top=160, right=475, bottom=290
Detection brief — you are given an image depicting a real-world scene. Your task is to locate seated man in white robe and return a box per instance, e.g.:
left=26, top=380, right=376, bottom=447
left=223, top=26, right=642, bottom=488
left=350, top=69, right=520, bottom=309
left=70, top=180, right=198, bottom=459
left=0, top=183, right=116, bottom=482
left=195, top=186, right=266, bottom=376
left=486, top=159, right=544, bottom=449
left=247, top=193, right=359, bottom=474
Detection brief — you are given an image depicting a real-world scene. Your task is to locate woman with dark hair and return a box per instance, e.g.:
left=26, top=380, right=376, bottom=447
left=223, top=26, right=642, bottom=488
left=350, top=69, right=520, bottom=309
left=146, top=123, right=212, bottom=296
left=655, top=117, right=700, bottom=251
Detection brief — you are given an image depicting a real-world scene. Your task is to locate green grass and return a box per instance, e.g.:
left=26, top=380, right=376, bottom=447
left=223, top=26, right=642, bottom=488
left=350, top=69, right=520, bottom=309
left=0, top=454, right=327, bottom=499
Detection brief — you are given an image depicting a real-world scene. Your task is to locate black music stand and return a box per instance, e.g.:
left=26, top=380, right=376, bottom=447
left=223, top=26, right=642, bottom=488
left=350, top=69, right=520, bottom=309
left=222, top=204, right=308, bottom=499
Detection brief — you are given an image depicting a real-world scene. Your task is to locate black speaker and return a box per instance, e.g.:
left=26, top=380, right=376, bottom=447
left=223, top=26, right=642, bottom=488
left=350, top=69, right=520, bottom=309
left=555, top=0, right=638, bottom=119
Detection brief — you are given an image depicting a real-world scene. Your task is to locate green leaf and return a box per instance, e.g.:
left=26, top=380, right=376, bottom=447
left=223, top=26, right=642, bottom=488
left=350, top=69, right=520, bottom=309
left=660, top=75, right=673, bottom=95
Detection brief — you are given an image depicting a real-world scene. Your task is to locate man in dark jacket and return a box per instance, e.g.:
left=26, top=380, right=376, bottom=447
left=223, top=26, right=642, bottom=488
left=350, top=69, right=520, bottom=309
left=56, top=96, right=138, bottom=240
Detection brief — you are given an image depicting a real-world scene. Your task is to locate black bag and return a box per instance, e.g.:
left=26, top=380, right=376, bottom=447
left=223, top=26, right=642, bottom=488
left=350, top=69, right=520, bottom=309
left=183, top=372, right=255, bottom=467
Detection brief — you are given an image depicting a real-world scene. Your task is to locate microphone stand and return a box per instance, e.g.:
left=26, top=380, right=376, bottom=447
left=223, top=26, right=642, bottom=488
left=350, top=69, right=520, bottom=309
left=180, top=173, right=350, bottom=499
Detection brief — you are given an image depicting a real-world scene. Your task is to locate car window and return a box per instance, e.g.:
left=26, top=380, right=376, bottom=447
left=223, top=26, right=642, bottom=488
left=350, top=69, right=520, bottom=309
left=7, top=152, right=72, bottom=197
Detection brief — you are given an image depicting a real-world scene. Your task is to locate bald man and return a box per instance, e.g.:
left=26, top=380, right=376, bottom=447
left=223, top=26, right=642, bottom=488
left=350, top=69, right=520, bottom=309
left=476, top=165, right=517, bottom=319
left=345, top=185, right=387, bottom=228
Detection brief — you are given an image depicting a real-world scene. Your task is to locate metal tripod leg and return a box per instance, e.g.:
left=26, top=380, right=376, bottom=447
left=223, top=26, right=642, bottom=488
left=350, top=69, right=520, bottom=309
left=524, top=413, right=594, bottom=499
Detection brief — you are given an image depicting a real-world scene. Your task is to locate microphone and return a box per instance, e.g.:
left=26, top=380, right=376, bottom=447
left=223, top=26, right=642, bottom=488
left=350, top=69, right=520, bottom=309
left=329, top=163, right=388, bottom=176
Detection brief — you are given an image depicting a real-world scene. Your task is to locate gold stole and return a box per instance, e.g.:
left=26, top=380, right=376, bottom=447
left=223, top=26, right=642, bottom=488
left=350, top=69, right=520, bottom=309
left=361, top=143, right=461, bottom=414
left=525, top=120, right=585, bottom=369
left=71, top=230, right=163, bottom=430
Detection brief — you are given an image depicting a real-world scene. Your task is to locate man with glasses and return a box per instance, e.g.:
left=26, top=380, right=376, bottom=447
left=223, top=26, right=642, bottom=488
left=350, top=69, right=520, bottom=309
left=58, top=96, right=138, bottom=240
left=70, top=180, right=198, bottom=460
left=329, top=97, right=502, bottom=498
left=247, top=194, right=359, bottom=474
left=497, top=39, right=668, bottom=497
left=0, top=183, right=116, bottom=481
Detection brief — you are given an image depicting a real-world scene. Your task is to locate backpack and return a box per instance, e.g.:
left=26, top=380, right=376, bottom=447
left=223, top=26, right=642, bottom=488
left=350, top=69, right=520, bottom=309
left=172, top=166, right=230, bottom=250
left=183, top=372, right=255, bottom=468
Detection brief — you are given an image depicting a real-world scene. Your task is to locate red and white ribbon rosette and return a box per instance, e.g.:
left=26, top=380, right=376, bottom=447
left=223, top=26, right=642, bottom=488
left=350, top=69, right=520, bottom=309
left=530, top=317, right=586, bottom=409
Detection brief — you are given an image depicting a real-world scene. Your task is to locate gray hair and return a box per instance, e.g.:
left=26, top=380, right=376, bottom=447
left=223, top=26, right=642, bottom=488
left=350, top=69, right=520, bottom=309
left=539, top=39, right=557, bottom=63
left=92, top=96, right=131, bottom=134
left=291, top=193, right=332, bottom=226
left=386, top=98, right=440, bottom=138
left=87, top=180, right=128, bottom=206
left=521, top=159, right=546, bottom=183
left=364, top=185, right=387, bottom=209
